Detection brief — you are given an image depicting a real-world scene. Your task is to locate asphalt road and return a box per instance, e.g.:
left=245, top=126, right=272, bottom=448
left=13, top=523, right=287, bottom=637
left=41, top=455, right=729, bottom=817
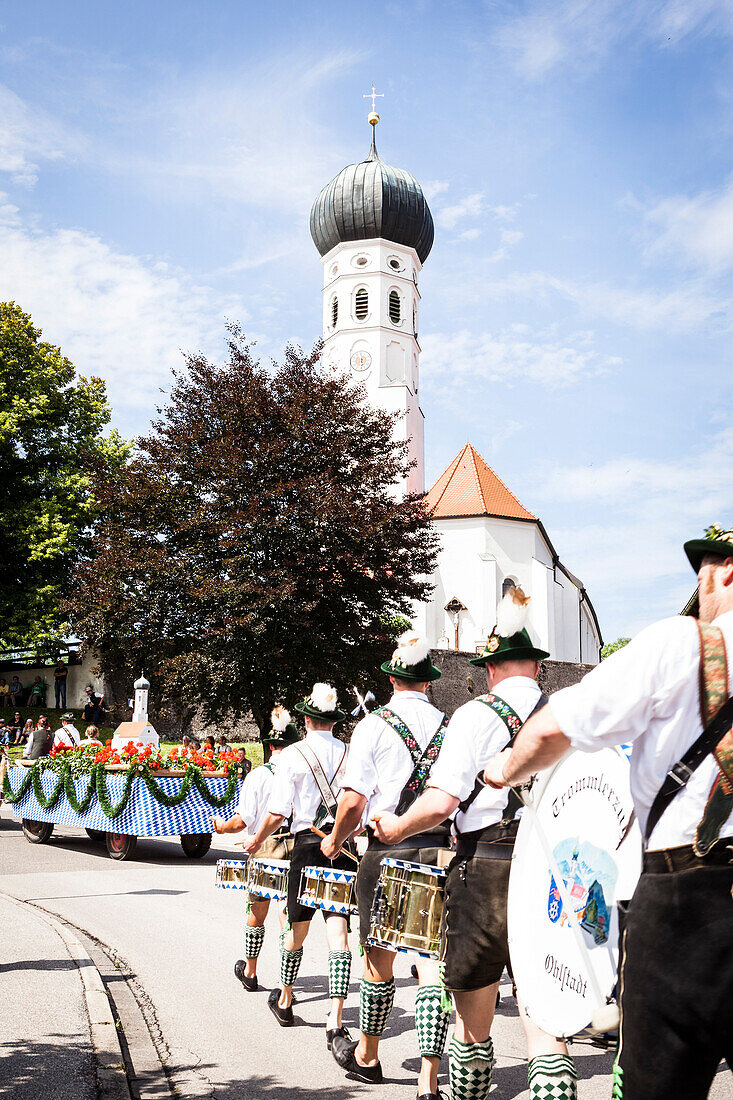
left=1, top=806, right=731, bottom=1100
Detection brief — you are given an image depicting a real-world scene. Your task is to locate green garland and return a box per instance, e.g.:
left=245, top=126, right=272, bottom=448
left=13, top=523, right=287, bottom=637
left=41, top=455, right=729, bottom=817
left=2, top=761, right=239, bottom=819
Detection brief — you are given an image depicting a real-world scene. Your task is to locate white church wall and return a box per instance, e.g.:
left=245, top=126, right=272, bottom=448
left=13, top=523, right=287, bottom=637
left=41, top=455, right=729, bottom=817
left=420, top=515, right=601, bottom=663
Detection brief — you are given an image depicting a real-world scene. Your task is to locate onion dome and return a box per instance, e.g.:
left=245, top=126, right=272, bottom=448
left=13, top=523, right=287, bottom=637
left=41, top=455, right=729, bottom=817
left=134, top=673, right=150, bottom=690
left=310, top=124, right=434, bottom=264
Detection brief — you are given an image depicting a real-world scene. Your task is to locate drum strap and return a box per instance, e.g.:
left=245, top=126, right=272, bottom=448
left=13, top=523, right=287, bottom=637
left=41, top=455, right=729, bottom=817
left=295, top=741, right=347, bottom=828
left=457, top=693, right=549, bottom=825
left=376, top=707, right=448, bottom=815
left=645, top=623, right=732, bottom=847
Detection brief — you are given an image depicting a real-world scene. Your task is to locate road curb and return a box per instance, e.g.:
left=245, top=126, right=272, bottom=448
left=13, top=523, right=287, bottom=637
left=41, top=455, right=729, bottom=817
left=0, top=891, right=131, bottom=1100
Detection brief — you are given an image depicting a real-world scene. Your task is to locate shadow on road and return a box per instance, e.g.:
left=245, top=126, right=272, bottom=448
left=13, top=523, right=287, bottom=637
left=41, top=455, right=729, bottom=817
left=0, top=1036, right=96, bottom=1100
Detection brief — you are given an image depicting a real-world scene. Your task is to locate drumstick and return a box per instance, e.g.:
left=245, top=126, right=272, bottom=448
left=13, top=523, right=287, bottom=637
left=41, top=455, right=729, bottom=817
left=310, top=825, right=359, bottom=865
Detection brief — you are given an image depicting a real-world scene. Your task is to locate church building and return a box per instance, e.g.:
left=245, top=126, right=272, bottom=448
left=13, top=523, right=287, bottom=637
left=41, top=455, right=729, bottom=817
left=309, top=107, right=602, bottom=665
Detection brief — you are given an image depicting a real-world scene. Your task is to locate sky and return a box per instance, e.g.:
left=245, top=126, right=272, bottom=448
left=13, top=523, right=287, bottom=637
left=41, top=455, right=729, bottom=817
left=1, top=0, right=732, bottom=643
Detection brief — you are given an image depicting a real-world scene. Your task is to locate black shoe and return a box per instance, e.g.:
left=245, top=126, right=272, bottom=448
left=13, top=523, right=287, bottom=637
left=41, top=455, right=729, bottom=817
left=268, top=987, right=294, bottom=1027
left=331, top=1035, right=383, bottom=1083
left=417, top=1092, right=444, bottom=1100
left=326, top=1025, right=352, bottom=1051
left=410, top=963, right=419, bottom=980
left=234, top=960, right=258, bottom=992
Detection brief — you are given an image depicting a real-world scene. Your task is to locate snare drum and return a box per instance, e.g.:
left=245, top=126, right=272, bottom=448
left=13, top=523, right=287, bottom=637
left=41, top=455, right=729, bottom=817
left=298, top=866, right=358, bottom=914
left=215, top=858, right=249, bottom=889
left=367, top=858, right=446, bottom=959
left=247, top=857, right=290, bottom=900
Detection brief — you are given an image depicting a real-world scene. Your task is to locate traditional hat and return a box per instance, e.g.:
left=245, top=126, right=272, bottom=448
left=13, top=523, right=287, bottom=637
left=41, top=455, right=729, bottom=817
left=380, top=630, right=442, bottom=682
left=295, top=683, right=347, bottom=723
left=61, top=712, right=75, bottom=722
left=684, top=524, right=733, bottom=573
left=262, top=705, right=300, bottom=747
left=470, top=586, right=550, bottom=666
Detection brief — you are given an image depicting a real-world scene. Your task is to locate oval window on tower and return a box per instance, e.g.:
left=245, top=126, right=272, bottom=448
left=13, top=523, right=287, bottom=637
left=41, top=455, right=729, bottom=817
left=355, top=288, right=368, bottom=320
left=331, top=295, right=338, bottom=329
left=389, top=290, right=401, bottom=324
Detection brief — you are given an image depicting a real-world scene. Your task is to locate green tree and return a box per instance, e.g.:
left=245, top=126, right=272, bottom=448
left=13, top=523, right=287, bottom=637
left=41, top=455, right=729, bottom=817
left=601, top=637, right=631, bottom=661
left=0, top=303, right=128, bottom=653
left=68, top=329, right=438, bottom=732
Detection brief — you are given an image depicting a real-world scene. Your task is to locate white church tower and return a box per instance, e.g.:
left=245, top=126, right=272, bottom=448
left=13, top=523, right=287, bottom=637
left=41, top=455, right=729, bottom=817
left=310, top=98, right=434, bottom=496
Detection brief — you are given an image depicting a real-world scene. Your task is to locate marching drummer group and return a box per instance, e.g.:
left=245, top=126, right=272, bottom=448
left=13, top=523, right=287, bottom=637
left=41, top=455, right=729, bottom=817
left=214, top=526, right=733, bottom=1100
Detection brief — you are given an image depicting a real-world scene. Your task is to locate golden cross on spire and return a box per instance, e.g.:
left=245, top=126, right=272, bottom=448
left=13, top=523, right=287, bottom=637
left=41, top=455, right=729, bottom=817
left=363, top=83, right=384, bottom=116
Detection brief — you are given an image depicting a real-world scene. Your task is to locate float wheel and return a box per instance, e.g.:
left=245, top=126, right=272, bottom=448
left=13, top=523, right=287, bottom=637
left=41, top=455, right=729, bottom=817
left=22, top=819, right=54, bottom=844
left=180, top=833, right=212, bottom=858
left=106, top=832, right=137, bottom=860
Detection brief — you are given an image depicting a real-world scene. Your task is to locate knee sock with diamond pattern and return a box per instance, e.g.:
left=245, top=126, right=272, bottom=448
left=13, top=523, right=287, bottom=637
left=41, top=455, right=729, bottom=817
left=244, top=923, right=265, bottom=960
left=415, top=984, right=450, bottom=1059
left=528, top=1054, right=578, bottom=1099
left=359, top=977, right=395, bottom=1036
left=280, top=945, right=303, bottom=989
left=448, top=1036, right=494, bottom=1100
left=328, top=950, right=352, bottom=1000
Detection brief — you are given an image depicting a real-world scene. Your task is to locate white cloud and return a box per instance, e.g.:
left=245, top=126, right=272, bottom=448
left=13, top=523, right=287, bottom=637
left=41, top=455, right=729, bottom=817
left=422, top=179, right=451, bottom=201
left=538, top=428, right=733, bottom=633
left=435, top=192, right=485, bottom=230
left=0, top=200, right=245, bottom=432
left=422, top=326, right=619, bottom=390
left=643, top=177, right=733, bottom=270
left=0, top=83, right=81, bottom=186
left=457, top=269, right=730, bottom=333
left=495, top=0, right=733, bottom=81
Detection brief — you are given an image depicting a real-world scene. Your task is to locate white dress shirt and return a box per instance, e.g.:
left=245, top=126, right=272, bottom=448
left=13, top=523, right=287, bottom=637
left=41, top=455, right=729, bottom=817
left=52, top=724, right=81, bottom=749
left=268, top=729, right=348, bottom=835
left=342, top=691, right=446, bottom=821
left=237, top=764, right=277, bottom=834
left=430, top=676, right=543, bottom=834
left=551, top=610, right=733, bottom=850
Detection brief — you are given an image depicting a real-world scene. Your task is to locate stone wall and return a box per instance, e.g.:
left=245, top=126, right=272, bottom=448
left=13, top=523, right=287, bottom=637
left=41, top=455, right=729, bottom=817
left=426, top=648, right=594, bottom=717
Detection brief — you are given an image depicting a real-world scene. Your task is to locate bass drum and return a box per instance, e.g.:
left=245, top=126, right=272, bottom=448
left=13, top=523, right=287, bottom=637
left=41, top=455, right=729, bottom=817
left=507, top=746, right=641, bottom=1038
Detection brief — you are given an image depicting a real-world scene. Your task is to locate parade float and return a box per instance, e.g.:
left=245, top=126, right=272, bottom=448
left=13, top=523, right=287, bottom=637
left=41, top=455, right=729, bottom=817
left=0, top=676, right=242, bottom=860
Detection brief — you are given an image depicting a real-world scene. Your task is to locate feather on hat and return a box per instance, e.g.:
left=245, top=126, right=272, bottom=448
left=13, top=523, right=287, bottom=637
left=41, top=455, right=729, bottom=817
left=391, top=630, right=430, bottom=668
left=495, top=586, right=531, bottom=638
left=270, top=705, right=292, bottom=733
left=309, top=683, right=339, bottom=713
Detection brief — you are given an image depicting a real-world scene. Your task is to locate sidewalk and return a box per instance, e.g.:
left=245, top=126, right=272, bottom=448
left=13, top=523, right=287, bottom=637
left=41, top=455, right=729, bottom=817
left=0, top=894, right=98, bottom=1100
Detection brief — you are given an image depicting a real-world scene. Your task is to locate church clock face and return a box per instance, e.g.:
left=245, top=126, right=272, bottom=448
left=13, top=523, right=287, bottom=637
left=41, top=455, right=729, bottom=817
left=350, top=349, right=372, bottom=374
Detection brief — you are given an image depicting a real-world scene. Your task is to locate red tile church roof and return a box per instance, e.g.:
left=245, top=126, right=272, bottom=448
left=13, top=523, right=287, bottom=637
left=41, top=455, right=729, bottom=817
left=424, top=443, right=536, bottom=521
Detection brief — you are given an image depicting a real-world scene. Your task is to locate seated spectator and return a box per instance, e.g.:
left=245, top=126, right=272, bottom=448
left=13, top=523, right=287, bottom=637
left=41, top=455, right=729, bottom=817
left=16, top=718, right=34, bottom=746
left=24, top=716, right=53, bottom=760
left=53, top=713, right=81, bottom=749
left=28, top=676, right=46, bottom=707
left=81, top=724, right=102, bottom=747
left=53, top=661, right=68, bottom=710
left=8, top=712, right=23, bottom=744
left=0, top=720, right=8, bottom=746
left=83, top=686, right=108, bottom=725
left=190, top=737, right=201, bottom=751
left=236, top=747, right=252, bottom=776
left=216, top=733, right=228, bottom=755
left=9, top=676, right=23, bottom=707
left=203, top=735, right=216, bottom=754
left=0, top=679, right=10, bottom=707
left=181, top=734, right=191, bottom=752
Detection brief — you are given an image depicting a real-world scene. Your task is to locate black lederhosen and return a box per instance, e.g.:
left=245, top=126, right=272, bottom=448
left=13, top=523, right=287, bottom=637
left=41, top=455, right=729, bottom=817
left=614, top=843, right=733, bottom=1100
left=440, top=822, right=517, bottom=992
left=356, top=830, right=450, bottom=946
left=287, top=830, right=355, bottom=925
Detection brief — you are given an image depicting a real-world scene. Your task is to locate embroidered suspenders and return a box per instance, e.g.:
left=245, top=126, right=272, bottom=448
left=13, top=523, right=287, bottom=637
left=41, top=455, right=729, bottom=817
left=694, top=623, right=733, bottom=854
left=295, top=742, right=347, bottom=830
left=376, top=706, right=448, bottom=815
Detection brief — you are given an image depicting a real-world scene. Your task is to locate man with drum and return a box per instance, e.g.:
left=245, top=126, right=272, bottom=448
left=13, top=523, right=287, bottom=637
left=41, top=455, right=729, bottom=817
left=213, top=706, right=298, bottom=992
left=321, top=631, right=451, bottom=1099
left=239, top=683, right=354, bottom=1048
left=483, top=526, right=733, bottom=1100
left=372, top=593, right=578, bottom=1100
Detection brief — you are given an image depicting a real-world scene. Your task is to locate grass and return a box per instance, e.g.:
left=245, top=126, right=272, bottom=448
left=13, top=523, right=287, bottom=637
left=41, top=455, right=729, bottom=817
left=1, top=708, right=265, bottom=769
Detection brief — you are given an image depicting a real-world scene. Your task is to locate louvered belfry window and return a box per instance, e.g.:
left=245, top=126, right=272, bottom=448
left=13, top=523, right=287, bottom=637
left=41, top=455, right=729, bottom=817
left=331, top=296, right=338, bottom=328
left=355, top=288, right=368, bottom=320
left=389, top=290, right=401, bottom=324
